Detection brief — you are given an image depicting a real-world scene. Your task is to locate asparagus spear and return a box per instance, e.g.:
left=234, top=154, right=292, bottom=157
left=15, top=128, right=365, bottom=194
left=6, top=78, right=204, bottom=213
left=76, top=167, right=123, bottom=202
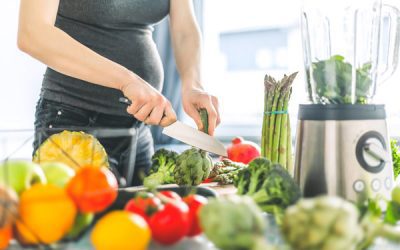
left=267, top=81, right=282, bottom=158
left=271, top=88, right=286, bottom=163
left=277, top=90, right=291, bottom=167
left=262, top=76, right=275, bottom=157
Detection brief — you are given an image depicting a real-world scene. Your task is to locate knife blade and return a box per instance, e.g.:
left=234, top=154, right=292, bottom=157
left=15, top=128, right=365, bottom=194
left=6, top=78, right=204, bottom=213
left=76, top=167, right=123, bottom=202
left=162, top=121, right=227, bottom=157
left=119, top=97, right=227, bottom=157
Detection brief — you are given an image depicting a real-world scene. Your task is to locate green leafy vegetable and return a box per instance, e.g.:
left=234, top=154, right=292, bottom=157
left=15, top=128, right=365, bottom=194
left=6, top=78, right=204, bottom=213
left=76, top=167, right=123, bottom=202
left=391, top=139, right=400, bottom=179
left=311, top=55, right=372, bottom=104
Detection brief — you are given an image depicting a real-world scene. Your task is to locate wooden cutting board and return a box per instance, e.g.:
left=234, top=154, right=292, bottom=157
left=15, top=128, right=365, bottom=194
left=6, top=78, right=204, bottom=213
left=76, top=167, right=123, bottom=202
left=123, top=183, right=237, bottom=196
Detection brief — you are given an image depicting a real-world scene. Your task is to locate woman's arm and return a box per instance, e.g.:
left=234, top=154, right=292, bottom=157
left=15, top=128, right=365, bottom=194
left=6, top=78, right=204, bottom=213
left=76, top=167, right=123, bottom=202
left=170, top=0, right=220, bottom=135
left=18, top=0, right=176, bottom=126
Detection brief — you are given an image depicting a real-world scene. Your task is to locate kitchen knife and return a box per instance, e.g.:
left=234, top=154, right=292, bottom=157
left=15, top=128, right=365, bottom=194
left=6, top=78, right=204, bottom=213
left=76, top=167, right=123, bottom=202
left=119, top=97, right=227, bottom=157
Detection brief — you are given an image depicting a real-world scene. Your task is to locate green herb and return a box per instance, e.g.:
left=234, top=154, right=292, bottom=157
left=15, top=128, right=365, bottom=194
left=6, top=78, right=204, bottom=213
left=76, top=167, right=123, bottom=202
left=391, top=139, right=400, bottom=179
left=311, top=55, right=373, bottom=104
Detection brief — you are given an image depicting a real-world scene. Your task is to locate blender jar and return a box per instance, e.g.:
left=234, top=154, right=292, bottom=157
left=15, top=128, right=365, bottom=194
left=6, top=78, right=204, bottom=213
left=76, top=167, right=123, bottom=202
left=301, top=0, right=400, bottom=104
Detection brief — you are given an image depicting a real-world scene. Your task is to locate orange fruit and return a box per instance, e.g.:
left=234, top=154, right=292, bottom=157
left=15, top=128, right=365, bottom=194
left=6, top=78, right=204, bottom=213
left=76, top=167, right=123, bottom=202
left=91, top=210, right=151, bottom=250
left=0, top=225, right=12, bottom=250
left=16, top=184, right=77, bottom=245
left=66, top=166, right=118, bottom=213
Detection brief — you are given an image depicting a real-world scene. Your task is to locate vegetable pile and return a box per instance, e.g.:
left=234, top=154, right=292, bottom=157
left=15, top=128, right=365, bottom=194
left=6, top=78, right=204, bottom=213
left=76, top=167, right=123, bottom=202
left=391, top=139, right=400, bottom=179
left=282, top=189, right=400, bottom=250
left=310, top=55, right=372, bottom=104
left=124, top=190, right=207, bottom=246
left=261, top=73, right=297, bottom=173
left=234, top=157, right=301, bottom=220
left=199, top=195, right=274, bottom=250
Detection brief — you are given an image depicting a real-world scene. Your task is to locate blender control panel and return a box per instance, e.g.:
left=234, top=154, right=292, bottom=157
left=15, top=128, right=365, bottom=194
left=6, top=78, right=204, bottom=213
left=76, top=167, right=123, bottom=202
left=353, top=131, right=393, bottom=193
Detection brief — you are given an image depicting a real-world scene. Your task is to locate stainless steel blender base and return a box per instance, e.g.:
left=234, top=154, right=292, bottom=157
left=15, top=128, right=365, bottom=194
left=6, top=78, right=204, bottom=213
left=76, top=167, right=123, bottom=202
left=294, top=105, right=394, bottom=202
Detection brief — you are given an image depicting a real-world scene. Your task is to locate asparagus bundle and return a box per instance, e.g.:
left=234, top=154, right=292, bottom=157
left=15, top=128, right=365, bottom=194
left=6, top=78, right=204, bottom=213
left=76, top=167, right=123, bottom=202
left=261, top=72, right=297, bottom=175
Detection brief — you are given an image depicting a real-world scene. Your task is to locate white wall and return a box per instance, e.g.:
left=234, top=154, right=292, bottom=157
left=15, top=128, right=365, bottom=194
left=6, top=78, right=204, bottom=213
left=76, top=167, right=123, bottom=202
left=0, top=2, right=45, bottom=130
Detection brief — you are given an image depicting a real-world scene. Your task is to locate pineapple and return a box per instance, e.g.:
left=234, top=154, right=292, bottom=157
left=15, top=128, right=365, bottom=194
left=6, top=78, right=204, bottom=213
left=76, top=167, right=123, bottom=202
left=33, top=131, right=109, bottom=171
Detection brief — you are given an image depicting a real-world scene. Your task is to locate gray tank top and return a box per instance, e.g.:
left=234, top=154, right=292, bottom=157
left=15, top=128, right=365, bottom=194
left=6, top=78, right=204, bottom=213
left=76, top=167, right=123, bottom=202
left=41, top=0, right=170, bottom=117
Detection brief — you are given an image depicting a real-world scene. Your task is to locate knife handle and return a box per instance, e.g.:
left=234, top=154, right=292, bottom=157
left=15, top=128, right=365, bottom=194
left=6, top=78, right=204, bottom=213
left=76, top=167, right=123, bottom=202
left=119, top=97, right=132, bottom=106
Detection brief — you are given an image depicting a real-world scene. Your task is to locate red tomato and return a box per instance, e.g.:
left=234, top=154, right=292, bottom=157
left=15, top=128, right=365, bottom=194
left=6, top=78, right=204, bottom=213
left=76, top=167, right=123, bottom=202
left=158, top=190, right=182, bottom=201
left=227, top=137, right=261, bottom=164
left=184, top=195, right=208, bottom=237
left=148, top=200, right=190, bottom=245
left=66, top=166, right=118, bottom=213
left=124, top=192, right=162, bottom=221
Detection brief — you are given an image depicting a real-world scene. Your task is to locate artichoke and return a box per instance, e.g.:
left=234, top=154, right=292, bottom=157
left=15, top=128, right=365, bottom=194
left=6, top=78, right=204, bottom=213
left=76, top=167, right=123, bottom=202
left=173, top=148, right=212, bottom=186
left=199, top=195, right=273, bottom=250
left=282, top=196, right=363, bottom=250
left=173, top=108, right=213, bottom=186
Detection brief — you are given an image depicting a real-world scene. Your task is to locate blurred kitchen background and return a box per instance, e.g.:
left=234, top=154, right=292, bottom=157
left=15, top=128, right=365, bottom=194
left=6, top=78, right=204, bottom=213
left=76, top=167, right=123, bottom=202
left=1, top=0, right=399, bottom=156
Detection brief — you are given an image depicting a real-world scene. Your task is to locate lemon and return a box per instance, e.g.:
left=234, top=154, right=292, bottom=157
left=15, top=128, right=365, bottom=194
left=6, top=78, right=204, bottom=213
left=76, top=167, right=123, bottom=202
left=91, top=210, right=151, bottom=250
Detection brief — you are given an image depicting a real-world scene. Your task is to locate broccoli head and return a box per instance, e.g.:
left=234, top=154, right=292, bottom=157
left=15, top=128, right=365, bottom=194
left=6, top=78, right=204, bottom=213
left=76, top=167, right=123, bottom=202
left=234, top=157, right=273, bottom=195
left=249, top=164, right=301, bottom=214
left=144, top=148, right=178, bottom=188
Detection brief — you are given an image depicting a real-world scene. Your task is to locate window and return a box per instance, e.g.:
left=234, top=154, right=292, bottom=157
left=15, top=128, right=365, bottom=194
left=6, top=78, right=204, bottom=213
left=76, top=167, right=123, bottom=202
left=201, top=0, right=400, bottom=141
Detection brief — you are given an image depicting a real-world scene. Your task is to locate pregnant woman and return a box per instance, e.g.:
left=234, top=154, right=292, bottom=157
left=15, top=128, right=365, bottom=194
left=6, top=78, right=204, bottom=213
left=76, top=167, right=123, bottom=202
left=17, top=0, right=220, bottom=186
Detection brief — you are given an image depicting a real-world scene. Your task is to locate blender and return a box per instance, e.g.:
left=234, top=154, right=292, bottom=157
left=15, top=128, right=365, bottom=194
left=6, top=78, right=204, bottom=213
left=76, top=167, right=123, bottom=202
left=295, top=0, right=400, bottom=201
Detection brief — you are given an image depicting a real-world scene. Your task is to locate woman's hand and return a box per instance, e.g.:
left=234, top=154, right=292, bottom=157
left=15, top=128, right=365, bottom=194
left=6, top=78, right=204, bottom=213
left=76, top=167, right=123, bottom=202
left=122, top=73, right=177, bottom=127
left=182, top=86, right=220, bottom=136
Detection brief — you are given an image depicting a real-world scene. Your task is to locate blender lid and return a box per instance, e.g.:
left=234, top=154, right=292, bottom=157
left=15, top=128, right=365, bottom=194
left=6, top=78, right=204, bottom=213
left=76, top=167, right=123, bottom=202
left=298, top=104, right=386, bottom=121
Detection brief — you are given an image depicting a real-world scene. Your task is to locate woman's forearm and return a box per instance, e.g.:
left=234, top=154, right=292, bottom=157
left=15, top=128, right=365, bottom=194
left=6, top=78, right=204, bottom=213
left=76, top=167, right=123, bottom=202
left=170, top=0, right=203, bottom=90
left=18, top=25, right=133, bottom=91
left=172, top=30, right=202, bottom=89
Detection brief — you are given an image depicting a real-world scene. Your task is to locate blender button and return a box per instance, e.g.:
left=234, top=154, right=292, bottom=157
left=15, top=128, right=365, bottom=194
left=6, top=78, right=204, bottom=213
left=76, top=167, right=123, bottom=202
left=353, top=180, right=365, bottom=193
left=371, top=179, right=381, bottom=192
left=385, top=177, right=392, bottom=190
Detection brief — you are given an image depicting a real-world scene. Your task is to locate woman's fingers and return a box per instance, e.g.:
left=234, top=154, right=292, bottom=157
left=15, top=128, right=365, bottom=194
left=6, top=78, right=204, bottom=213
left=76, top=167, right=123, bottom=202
left=145, top=105, right=164, bottom=125
left=184, top=104, right=203, bottom=131
left=132, top=103, right=153, bottom=122
left=160, top=104, right=177, bottom=127
left=211, top=95, right=221, bottom=126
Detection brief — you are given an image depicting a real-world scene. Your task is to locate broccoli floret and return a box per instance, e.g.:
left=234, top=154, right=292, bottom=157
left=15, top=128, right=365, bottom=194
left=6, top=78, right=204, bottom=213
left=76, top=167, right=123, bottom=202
left=234, top=157, right=302, bottom=220
left=250, top=164, right=301, bottom=214
left=234, top=167, right=252, bottom=195
left=234, top=157, right=273, bottom=195
left=144, top=148, right=178, bottom=187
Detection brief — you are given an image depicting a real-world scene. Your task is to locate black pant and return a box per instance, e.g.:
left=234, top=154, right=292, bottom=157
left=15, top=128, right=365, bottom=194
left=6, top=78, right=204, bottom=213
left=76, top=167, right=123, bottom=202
left=33, top=98, right=154, bottom=186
